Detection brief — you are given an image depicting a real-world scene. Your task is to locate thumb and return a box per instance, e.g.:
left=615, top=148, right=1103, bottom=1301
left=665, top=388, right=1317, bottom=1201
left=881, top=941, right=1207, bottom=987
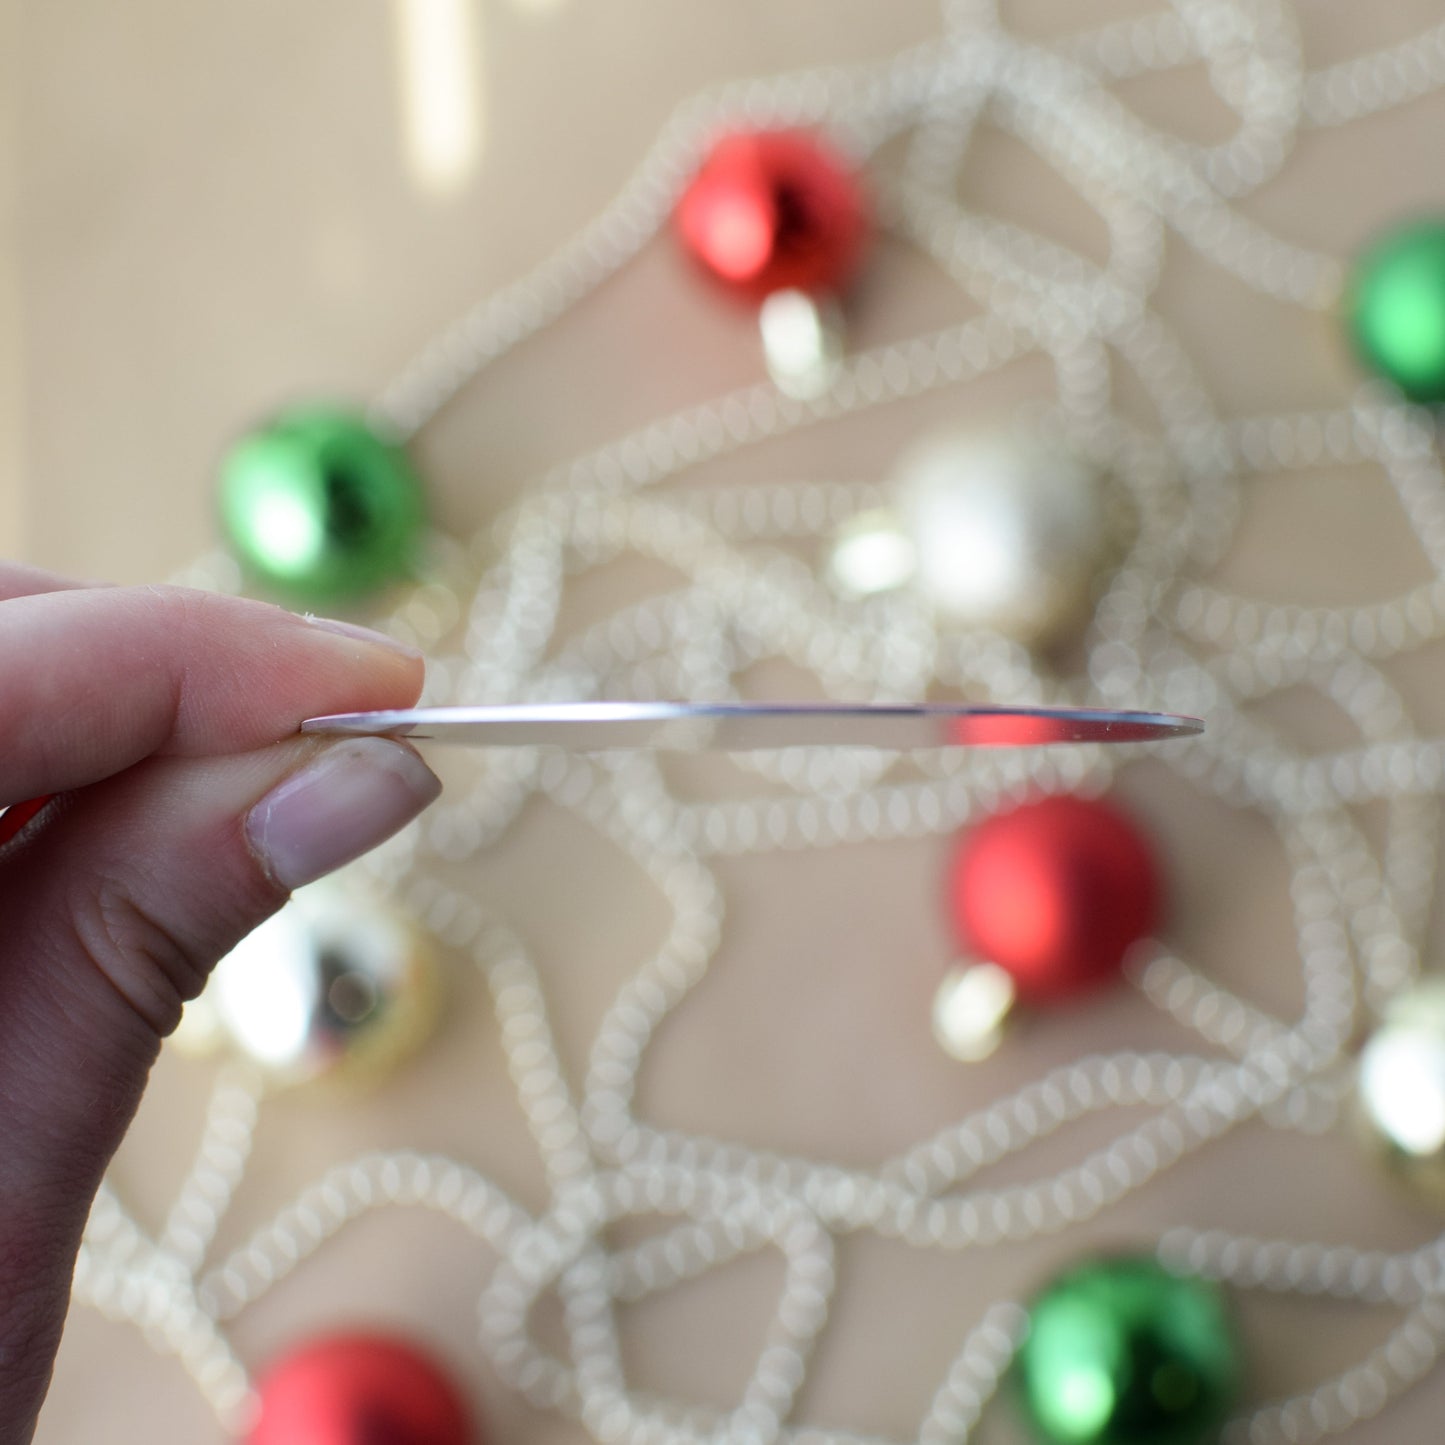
left=0, top=734, right=439, bottom=1442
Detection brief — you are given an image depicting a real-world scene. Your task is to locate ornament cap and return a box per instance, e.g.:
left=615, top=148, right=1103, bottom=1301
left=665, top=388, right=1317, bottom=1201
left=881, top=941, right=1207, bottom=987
left=932, top=962, right=1017, bottom=1061
left=760, top=288, right=845, bottom=399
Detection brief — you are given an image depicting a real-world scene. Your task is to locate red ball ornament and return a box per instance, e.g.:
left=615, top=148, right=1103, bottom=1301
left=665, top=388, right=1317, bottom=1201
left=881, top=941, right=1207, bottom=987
left=674, top=129, right=868, bottom=303
left=247, top=1333, right=473, bottom=1445
left=947, top=793, right=1160, bottom=1003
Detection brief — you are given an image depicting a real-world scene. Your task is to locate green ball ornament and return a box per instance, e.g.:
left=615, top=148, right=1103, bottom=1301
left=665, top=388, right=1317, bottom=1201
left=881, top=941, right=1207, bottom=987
left=1347, top=219, right=1445, bottom=403
left=1013, top=1255, right=1240, bottom=1445
left=219, top=407, right=426, bottom=604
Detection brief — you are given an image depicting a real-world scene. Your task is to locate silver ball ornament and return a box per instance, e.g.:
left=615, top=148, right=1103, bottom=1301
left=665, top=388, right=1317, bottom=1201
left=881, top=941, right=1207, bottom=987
left=890, top=428, right=1113, bottom=645
left=181, top=879, right=438, bottom=1089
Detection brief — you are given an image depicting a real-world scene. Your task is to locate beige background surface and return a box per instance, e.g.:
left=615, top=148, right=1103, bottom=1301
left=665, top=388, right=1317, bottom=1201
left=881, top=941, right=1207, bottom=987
left=1, top=0, right=20, bottom=560
left=12, top=2, right=1445, bottom=1443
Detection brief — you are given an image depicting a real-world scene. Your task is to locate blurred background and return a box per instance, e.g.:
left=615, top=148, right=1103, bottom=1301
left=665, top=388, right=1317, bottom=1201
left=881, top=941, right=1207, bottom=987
left=12, top=3, right=1445, bottom=1444
left=8, top=0, right=946, bottom=581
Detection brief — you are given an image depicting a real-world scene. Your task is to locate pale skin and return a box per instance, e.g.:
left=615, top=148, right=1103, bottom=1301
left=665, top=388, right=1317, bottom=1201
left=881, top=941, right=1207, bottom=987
left=0, top=563, right=443, bottom=1444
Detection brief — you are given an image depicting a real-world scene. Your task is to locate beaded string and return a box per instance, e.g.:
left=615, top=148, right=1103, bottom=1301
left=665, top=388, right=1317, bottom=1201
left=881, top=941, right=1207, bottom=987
left=80, top=4, right=1445, bottom=1442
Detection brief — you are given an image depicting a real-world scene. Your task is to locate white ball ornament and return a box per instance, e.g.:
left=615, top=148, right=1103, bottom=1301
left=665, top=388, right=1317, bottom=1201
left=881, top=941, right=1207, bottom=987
left=890, top=428, right=1114, bottom=645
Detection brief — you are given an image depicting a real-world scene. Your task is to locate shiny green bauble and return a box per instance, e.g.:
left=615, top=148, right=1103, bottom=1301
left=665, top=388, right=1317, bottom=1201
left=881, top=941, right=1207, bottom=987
left=1013, top=1255, right=1240, bottom=1445
left=218, top=406, right=426, bottom=604
left=1347, top=219, right=1445, bottom=403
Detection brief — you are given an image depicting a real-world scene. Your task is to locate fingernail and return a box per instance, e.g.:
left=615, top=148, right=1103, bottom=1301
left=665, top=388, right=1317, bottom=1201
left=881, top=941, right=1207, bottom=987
left=302, top=613, right=423, bottom=661
left=247, top=738, right=441, bottom=889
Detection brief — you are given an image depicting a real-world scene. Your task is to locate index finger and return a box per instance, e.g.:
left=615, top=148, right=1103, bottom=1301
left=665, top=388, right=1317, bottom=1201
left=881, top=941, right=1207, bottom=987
left=0, top=584, right=425, bottom=805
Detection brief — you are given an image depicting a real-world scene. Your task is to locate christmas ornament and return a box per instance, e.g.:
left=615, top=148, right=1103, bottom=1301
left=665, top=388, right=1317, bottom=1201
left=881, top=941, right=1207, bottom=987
left=889, top=429, right=1115, bottom=645
left=1357, top=979, right=1445, bottom=1201
left=1347, top=219, right=1445, bottom=403
left=218, top=406, right=426, bottom=604
left=177, top=878, right=437, bottom=1088
left=1013, top=1254, right=1240, bottom=1445
left=947, top=793, right=1160, bottom=1004
left=247, top=1332, right=472, bottom=1445
left=674, top=129, right=868, bottom=304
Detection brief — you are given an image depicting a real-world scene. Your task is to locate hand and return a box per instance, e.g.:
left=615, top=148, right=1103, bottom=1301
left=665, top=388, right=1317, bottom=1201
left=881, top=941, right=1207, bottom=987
left=0, top=563, right=441, bottom=1444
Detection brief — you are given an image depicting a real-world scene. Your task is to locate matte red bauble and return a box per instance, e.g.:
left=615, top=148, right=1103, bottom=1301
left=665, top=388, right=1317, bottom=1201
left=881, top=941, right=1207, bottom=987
left=674, top=129, right=868, bottom=302
left=947, top=793, right=1160, bottom=1003
left=247, top=1333, right=472, bottom=1445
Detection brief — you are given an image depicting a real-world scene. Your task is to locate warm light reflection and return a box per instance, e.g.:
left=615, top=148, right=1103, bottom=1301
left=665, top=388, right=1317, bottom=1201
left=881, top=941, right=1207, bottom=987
left=393, top=0, right=483, bottom=196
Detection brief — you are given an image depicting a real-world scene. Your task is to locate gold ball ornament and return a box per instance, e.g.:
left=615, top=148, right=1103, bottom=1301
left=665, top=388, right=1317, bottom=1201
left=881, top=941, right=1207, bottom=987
left=177, top=879, right=438, bottom=1089
left=890, top=428, right=1115, bottom=646
left=1357, top=979, right=1445, bottom=1201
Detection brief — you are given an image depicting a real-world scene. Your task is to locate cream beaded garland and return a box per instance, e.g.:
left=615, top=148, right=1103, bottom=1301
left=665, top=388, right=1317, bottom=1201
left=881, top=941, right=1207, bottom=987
left=74, top=4, right=1445, bottom=1443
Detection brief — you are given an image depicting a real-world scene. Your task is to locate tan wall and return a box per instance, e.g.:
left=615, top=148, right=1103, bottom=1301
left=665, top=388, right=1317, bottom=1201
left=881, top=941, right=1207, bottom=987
left=0, top=0, right=21, bottom=560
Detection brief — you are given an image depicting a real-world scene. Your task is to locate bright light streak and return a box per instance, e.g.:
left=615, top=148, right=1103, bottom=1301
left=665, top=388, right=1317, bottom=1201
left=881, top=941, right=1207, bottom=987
left=393, top=0, right=483, bottom=197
